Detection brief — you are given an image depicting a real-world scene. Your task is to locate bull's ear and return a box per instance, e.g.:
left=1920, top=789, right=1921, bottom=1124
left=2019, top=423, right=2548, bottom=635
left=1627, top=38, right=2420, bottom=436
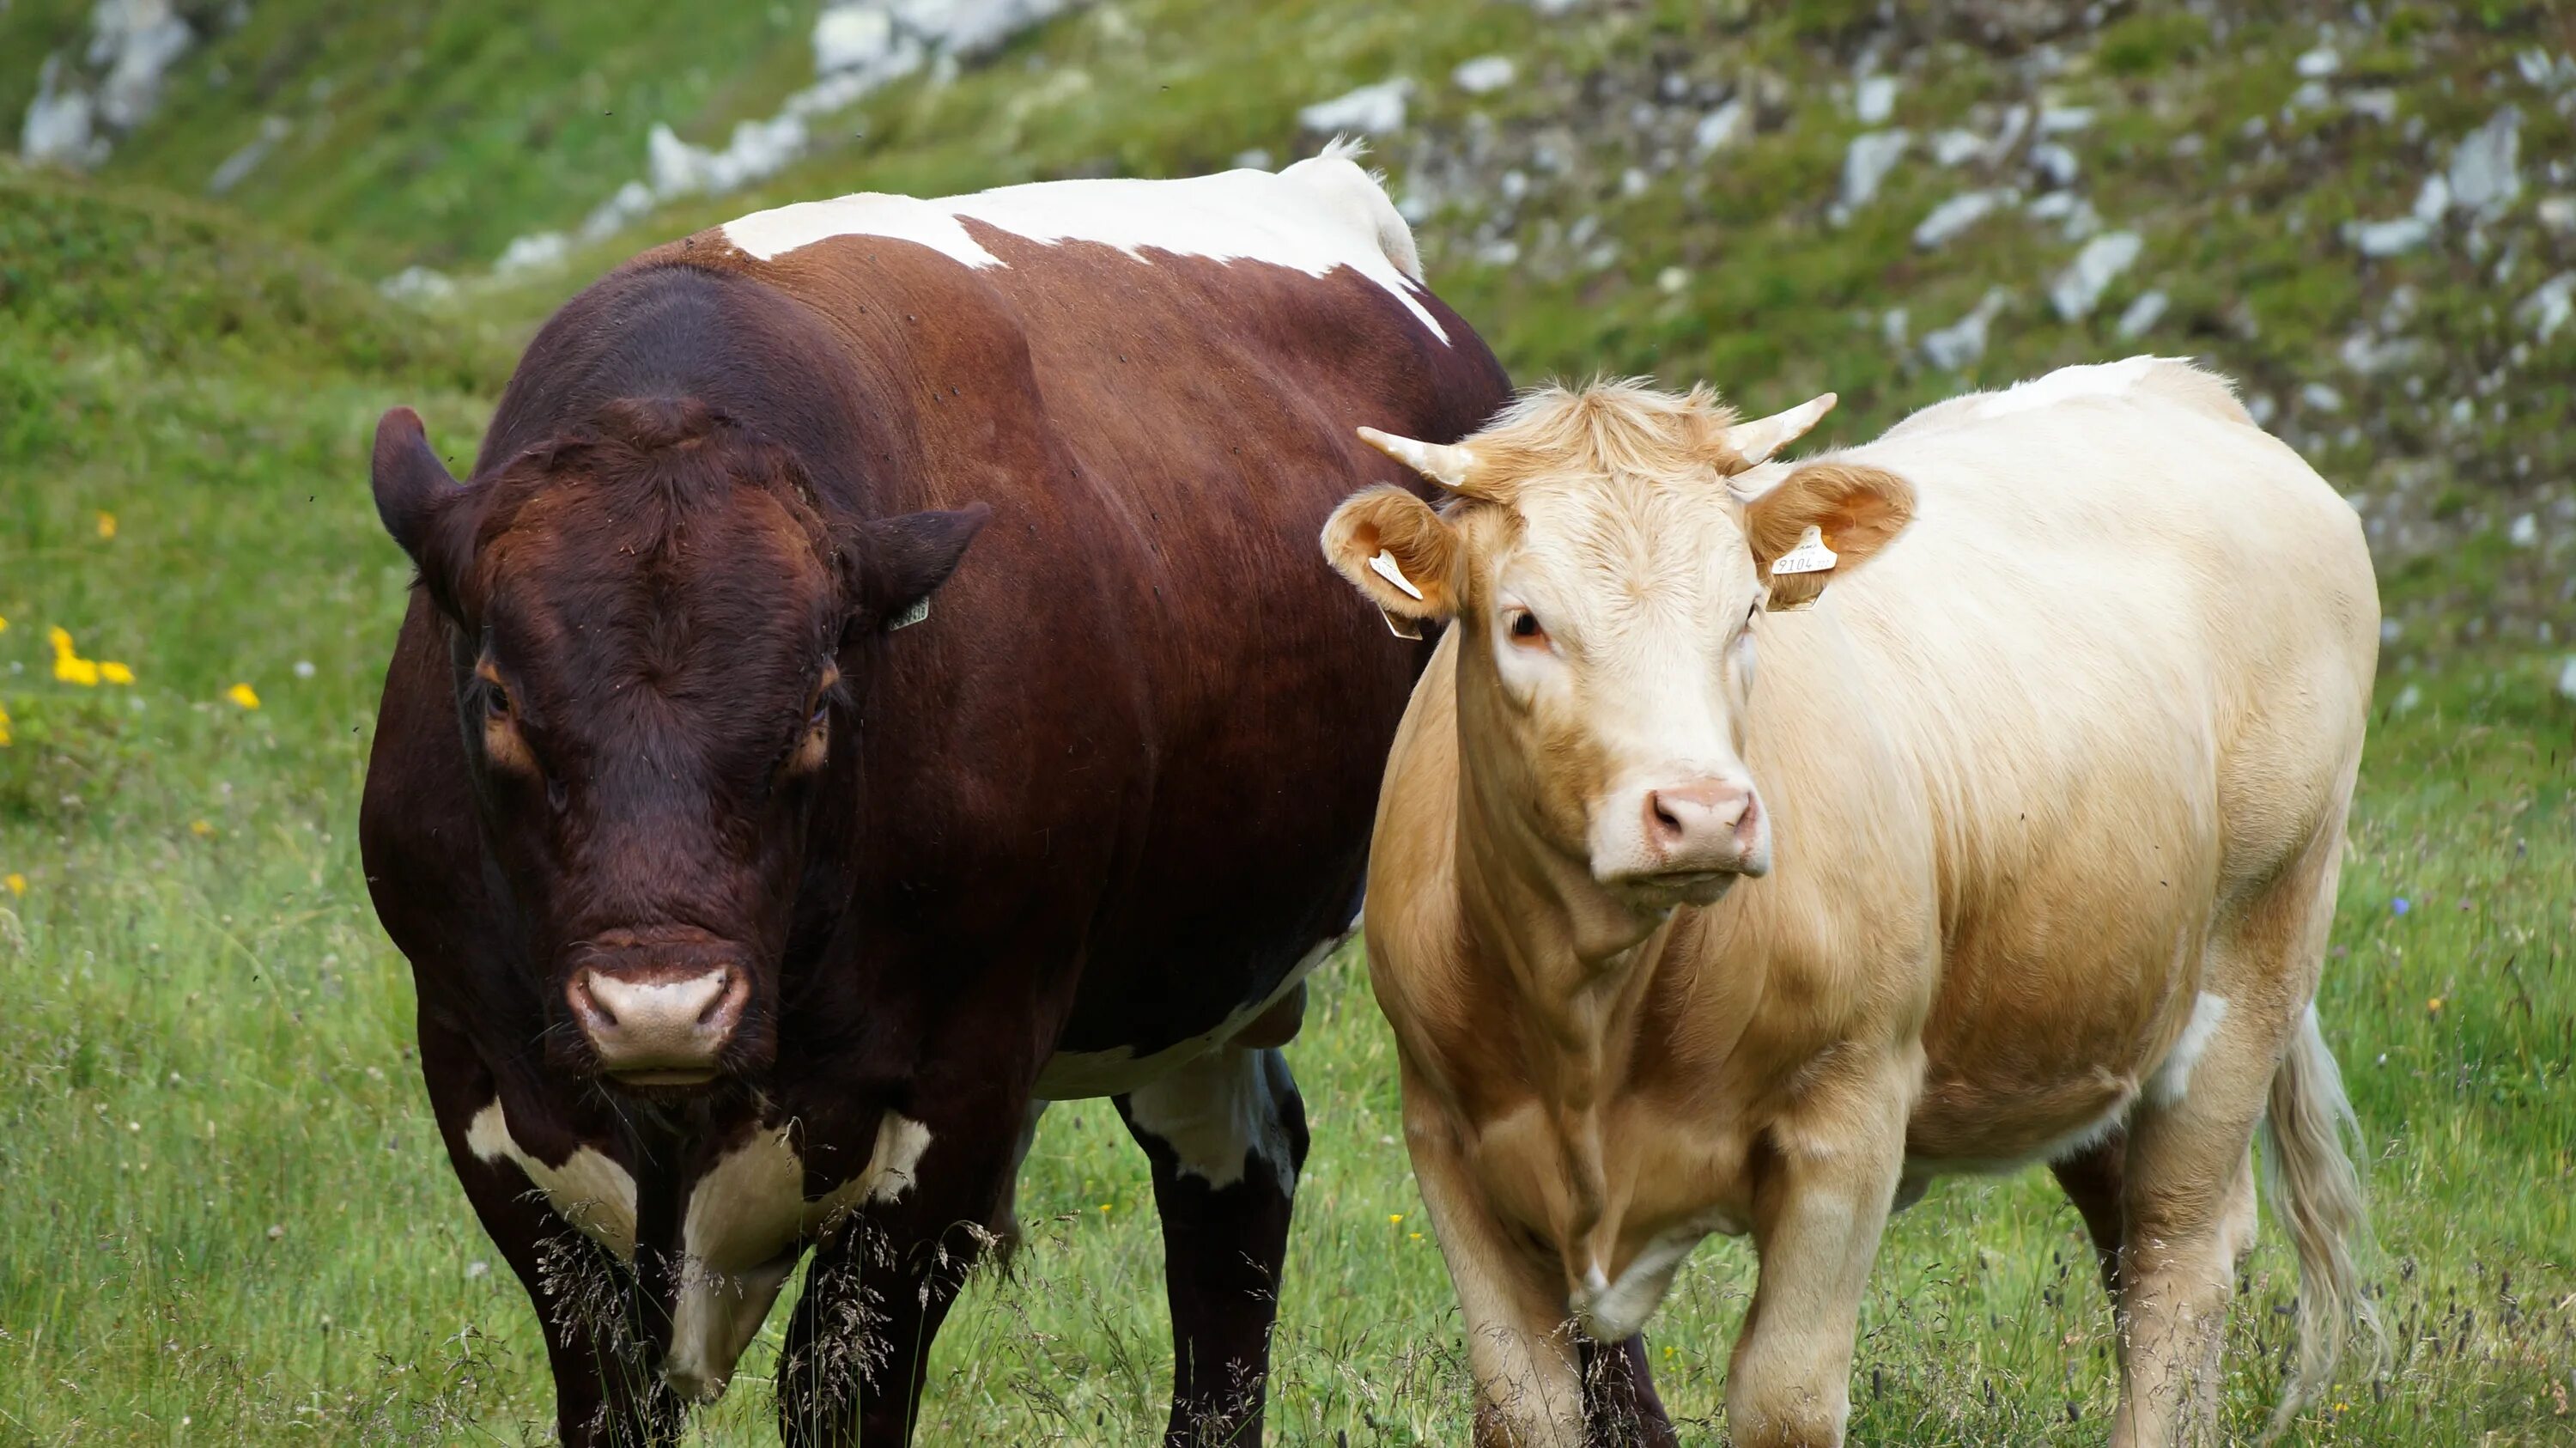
left=373, top=406, right=461, bottom=564
left=847, top=503, right=991, bottom=630
left=1321, top=484, right=1462, bottom=624
left=1741, top=460, right=1913, bottom=611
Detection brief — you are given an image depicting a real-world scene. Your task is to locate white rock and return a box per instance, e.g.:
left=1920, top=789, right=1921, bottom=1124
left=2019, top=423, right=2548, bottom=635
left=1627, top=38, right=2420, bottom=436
left=1524, top=0, right=1583, bottom=13
left=379, top=266, right=459, bottom=304
left=21, top=56, right=105, bottom=167
left=1656, top=265, right=1690, bottom=294
left=813, top=6, right=897, bottom=74
left=1923, top=289, right=2008, bottom=370
left=493, top=232, right=571, bottom=277
left=1841, top=129, right=1910, bottom=209
left=2558, top=656, right=2576, bottom=703
left=208, top=114, right=290, bottom=195
left=2339, top=330, right=2424, bottom=376
left=2345, top=216, right=2433, bottom=258
left=91, top=0, right=196, bottom=132
left=1452, top=55, right=1516, bottom=95
left=1881, top=307, right=1909, bottom=347
left=2414, top=172, right=2452, bottom=223
left=1913, top=190, right=2002, bottom=249
left=2508, top=513, right=2539, bottom=547
left=2540, top=196, right=2576, bottom=233
left=2348, top=88, right=2398, bottom=124
left=892, top=0, right=1081, bottom=59
left=2116, top=289, right=2168, bottom=340
left=1299, top=78, right=1412, bottom=136
left=2392, top=683, right=2422, bottom=713
left=2518, top=271, right=2575, bottom=339
left=578, top=179, right=657, bottom=243
left=1619, top=167, right=1648, bottom=197
left=2048, top=230, right=2141, bottom=321
left=2029, top=140, right=2079, bottom=188
left=1855, top=75, right=1899, bottom=125
left=2036, top=105, right=2093, bottom=135
left=2300, top=380, right=2346, bottom=413
left=2294, top=45, right=2340, bottom=78
left=1693, top=99, right=1748, bottom=154
left=1931, top=128, right=1985, bottom=167
left=2448, top=106, right=2522, bottom=218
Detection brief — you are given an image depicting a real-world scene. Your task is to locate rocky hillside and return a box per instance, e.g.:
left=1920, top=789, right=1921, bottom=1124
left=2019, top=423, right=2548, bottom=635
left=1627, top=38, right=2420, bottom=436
left=9, top=0, right=2573, bottom=677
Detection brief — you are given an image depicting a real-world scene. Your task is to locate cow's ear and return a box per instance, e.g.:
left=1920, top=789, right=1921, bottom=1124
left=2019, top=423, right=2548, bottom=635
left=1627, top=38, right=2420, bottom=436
left=1741, top=460, right=1913, bottom=610
left=845, top=503, right=992, bottom=630
left=373, top=406, right=478, bottom=617
left=1321, top=484, right=1462, bottom=624
left=373, top=407, right=462, bottom=563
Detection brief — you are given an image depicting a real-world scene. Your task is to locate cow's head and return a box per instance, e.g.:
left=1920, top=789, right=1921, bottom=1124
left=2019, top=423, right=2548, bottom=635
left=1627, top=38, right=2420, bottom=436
left=1324, top=381, right=1910, bottom=916
left=371, top=397, right=986, bottom=1087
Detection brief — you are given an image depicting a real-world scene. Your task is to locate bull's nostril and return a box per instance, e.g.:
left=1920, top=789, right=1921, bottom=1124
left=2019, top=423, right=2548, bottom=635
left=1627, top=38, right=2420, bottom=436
left=1647, top=793, right=1684, bottom=839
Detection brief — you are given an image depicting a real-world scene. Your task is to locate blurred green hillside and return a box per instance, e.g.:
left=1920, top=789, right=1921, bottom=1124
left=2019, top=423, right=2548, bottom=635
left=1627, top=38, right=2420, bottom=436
left=2, top=2, right=2572, bottom=1444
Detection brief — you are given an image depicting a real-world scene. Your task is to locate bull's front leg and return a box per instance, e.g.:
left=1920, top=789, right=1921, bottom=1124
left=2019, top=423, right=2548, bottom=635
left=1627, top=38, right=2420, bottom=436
left=775, top=1102, right=1024, bottom=1446
left=418, top=1024, right=681, bottom=1447
left=1727, top=1049, right=1912, bottom=1448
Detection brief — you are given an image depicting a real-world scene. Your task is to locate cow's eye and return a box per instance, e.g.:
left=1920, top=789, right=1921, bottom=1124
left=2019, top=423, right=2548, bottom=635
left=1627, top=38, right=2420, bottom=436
left=485, top=684, right=513, bottom=721
left=1507, top=609, right=1546, bottom=643
left=808, top=697, right=829, bottom=728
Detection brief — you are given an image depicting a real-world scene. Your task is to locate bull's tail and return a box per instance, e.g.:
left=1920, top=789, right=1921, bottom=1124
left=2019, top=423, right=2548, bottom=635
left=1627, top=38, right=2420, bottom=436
left=2257, top=1003, right=2384, bottom=1440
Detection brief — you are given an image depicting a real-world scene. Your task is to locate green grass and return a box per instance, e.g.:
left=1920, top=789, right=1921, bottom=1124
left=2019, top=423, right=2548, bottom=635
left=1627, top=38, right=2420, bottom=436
left=3, top=0, right=2574, bottom=1440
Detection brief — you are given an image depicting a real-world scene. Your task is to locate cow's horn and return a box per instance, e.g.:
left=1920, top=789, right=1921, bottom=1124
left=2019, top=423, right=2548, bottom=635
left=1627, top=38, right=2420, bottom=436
left=1723, top=392, right=1837, bottom=469
left=1357, top=426, right=1484, bottom=494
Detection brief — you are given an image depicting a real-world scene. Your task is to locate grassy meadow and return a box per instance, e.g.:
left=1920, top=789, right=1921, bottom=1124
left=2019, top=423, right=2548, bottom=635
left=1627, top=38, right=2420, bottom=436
left=3, top=0, right=2573, bottom=1442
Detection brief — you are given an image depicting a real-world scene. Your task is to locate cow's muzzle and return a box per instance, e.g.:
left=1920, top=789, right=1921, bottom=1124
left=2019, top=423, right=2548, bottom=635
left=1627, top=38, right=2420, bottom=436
left=565, top=931, right=750, bottom=1084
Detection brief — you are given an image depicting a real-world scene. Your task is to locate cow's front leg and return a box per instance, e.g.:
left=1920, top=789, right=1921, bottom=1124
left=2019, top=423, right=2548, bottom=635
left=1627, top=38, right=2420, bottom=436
left=1115, top=1041, right=1311, bottom=1445
left=1727, top=1054, right=1911, bottom=1448
left=775, top=1113, right=1018, bottom=1446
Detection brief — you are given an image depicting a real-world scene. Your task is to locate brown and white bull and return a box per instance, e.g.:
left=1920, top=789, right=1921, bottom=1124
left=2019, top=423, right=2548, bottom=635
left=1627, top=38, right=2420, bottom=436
left=1321, top=361, right=2379, bottom=1447
left=360, top=145, right=1510, bottom=1445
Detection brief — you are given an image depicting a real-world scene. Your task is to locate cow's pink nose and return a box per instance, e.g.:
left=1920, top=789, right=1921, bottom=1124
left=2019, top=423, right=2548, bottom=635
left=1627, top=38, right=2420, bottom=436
left=1643, top=778, right=1762, bottom=871
left=567, top=966, right=745, bottom=1082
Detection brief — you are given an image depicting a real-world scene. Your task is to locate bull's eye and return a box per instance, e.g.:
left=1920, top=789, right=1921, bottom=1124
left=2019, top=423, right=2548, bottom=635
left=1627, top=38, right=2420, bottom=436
left=1505, top=608, right=1546, bottom=646
left=808, top=697, right=829, bottom=729
left=485, top=684, right=512, bottom=721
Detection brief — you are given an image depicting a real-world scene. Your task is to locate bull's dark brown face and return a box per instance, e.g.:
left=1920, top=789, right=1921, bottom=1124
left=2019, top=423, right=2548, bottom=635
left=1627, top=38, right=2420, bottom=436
left=371, top=399, right=986, bottom=1091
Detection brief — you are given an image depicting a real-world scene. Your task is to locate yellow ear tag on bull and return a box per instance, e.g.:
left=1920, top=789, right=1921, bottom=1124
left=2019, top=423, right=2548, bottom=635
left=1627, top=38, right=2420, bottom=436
left=888, top=596, right=931, bottom=631
left=1770, top=526, right=1838, bottom=576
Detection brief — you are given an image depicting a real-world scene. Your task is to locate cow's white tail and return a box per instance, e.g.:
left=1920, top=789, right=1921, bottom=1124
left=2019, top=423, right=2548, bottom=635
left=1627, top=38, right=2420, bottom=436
left=2257, top=1005, right=2382, bottom=1440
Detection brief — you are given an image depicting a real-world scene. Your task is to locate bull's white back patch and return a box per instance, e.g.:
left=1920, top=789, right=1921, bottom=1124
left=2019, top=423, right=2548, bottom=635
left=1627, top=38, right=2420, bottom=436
left=720, top=156, right=1448, bottom=341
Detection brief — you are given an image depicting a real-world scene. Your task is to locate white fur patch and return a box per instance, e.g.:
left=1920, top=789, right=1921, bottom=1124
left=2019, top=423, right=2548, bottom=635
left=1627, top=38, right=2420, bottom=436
left=2148, top=991, right=2232, bottom=1108
left=465, top=1100, right=640, bottom=1259
left=1035, top=930, right=1342, bottom=1098
left=1121, top=1047, right=1297, bottom=1195
left=719, top=159, right=1446, bottom=340
left=661, top=1109, right=933, bottom=1401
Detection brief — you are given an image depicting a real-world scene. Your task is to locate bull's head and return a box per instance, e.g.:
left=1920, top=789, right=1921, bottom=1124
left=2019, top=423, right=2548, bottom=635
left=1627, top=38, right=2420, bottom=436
left=371, top=397, right=985, bottom=1088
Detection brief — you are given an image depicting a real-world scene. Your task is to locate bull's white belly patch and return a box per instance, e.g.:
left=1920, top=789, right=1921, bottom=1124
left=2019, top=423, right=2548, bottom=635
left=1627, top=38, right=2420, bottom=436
left=1034, top=929, right=1343, bottom=1099
left=1122, top=1044, right=1295, bottom=1195
left=1571, top=1212, right=1744, bottom=1342
left=465, top=1101, right=640, bottom=1258
left=2148, top=991, right=2231, bottom=1107
left=719, top=157, right=1448, bottom=341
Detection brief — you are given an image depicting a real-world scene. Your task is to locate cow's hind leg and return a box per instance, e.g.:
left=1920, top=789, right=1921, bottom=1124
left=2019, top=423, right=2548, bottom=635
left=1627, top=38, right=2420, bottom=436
left=1115, top=1039, right=1311, bottom=1446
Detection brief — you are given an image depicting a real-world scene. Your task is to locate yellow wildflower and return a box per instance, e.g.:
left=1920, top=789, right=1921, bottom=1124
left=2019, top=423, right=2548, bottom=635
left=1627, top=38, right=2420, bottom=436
left=190, top=819, right=214, bottom=837
left=50, top=627, right=100, bottom=686
left=225, top=682, right=260, bottom=709
left=0, top=613, right=9, bottom=632
left=3, top=873, right=23, bottom=897
left=100, top=661, right=134, bottom=685
left=2427, top=996, right=2444, bottom=1014
left=0, top=701, right=10, bottom=747
left=1388, top=1214, right=1404, bottom=1225
left=97, top=512, right=117, bottom=539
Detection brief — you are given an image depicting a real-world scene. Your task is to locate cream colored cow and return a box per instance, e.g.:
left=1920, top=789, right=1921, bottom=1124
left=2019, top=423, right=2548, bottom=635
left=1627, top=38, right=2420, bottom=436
left=1324, top=360, right=2380, bottom=1448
